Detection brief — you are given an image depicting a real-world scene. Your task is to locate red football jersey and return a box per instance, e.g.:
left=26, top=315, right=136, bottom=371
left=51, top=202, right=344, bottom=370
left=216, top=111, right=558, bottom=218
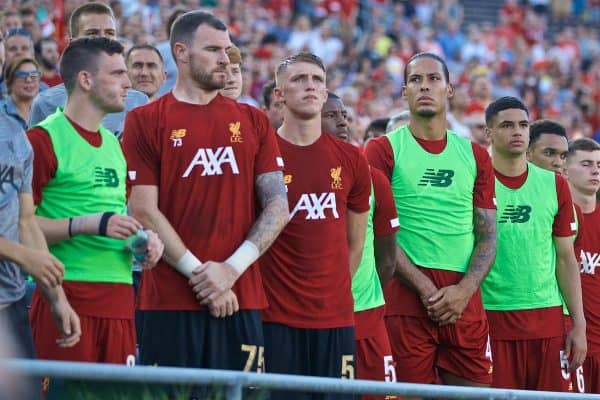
left=121, top=93, right=283, bottom=311
left=370, top=166, right=399, bottom=238
left=260, top=133, right=371, bottom=329
left=575, top=205, right=600, bottom=355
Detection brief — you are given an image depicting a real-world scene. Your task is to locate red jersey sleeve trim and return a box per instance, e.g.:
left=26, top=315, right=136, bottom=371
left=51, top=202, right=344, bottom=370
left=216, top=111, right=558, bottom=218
left=26, top=126, right=57, bottom=206
left=364, top=137, right=394, bottom=181
left=553, top=174, right=577, bottom=237
left=472, top=142, right=496, bottom=209
left=371, top=167, right=400, bottom=237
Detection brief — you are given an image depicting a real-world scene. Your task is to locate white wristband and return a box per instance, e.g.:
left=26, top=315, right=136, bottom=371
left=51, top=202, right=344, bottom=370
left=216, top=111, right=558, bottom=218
left=225, top=240, right=259, bottom=275
left=174, top=250, right=202, bottom=278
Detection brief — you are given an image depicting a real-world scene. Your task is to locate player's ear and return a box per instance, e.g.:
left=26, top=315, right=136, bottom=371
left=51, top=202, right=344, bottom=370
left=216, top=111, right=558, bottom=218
left=401, top=85, right=407, bottom=98
left=172, top=42, right=188, bottom=64
left=273, top=86, right=284, bottom=103
left=446, top=82, right=454, bottom=99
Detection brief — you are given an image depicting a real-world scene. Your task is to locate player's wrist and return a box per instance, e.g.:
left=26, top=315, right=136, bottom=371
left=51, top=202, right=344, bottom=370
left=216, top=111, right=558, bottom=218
left=69, top=212, right=114, bottom=237
left=174, top=250, right=202, bottom=278
left=225, top=240, right=259, bottom=276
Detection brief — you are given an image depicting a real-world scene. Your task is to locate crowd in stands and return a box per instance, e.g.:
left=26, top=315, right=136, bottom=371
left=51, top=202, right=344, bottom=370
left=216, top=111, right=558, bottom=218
left=0, top=0, right=598, bottom=145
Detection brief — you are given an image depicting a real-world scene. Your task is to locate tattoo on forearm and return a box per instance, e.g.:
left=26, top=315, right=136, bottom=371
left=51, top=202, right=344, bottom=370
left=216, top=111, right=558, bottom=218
left=466, top=207, right=497, bottom=287
left=247, top=171, right=289, bottom=254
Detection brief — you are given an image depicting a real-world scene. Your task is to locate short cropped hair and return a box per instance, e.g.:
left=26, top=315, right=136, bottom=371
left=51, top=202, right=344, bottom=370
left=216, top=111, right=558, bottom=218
left=60, top=37, right=124, bottom=95
left=485, top=96, right=529, bottom=126
left=568, top=138, right=600, bottom=159
left=275, top=52, right=325, bottom=85
left=529, top=119, right=568, bottom=148
left=125, top=44, right=163, bottom=64
left=69, top=2, right=114, bottom=39
left=404, top=52, right=450, bottom=84
left=170, top=11, right=227, bottom=59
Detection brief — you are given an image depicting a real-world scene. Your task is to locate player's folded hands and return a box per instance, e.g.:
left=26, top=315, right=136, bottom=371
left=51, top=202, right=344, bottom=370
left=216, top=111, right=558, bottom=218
left=190, top=261, right=240, bottom=304
left=140, top=230, right=164, bottom=269
left=207, top=290, right=239, bottom=318
left=426, top=284, right=471, bottom=326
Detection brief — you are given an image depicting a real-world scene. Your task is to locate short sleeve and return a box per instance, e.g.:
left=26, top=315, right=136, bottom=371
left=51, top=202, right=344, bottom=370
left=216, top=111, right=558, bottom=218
left=348, top=151, right=371, bottom=213
left=364, top=136, right=394, bottom=181
left=553, top=174, right=576, bottom=237
left=371, top=166, right=399, bottom=237
left=472, top=142, right=496, bottom=209
left=121, top=109, right=160, bottom=186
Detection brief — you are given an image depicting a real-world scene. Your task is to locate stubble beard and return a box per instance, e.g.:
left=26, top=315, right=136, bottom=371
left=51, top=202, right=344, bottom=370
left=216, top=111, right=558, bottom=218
left=190, top=59, right=226, bottom=91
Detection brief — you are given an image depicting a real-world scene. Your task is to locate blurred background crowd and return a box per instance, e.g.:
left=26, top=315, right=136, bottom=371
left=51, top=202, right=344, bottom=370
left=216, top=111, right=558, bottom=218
left=0, top=0, right=599, bottom=146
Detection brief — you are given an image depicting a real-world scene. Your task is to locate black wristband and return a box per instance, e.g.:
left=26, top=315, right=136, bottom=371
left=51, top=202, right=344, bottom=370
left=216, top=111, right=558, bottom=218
left=98, top=212, right=115, bottom=236
left=68, top=217, right=73, bottom=238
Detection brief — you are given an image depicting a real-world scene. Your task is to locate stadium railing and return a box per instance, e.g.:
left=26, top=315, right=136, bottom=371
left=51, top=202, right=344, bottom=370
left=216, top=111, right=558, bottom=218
left=2, top=358, right=600, bottom=400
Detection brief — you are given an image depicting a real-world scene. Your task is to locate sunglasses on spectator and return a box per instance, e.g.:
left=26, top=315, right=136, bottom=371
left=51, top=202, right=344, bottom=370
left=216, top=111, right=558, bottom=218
left=14, top=70, right=41, bottom=79
left=6, top=28, right=32, bottom=38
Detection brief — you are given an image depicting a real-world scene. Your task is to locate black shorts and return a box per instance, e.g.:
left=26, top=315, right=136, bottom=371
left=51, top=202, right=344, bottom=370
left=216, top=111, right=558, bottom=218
left=139, top=309, right=264, bottom=371
left=264, top=322, right=356, bottom=400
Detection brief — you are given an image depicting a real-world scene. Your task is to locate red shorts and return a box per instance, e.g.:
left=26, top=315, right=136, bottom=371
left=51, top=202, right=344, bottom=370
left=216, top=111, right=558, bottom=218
left=30, top=292, right=136, bottom=364
left=385, top=315, right=492, bottom=385
left=355, top=308, right=396, bottom=400
left=582, top=354, right=600, bottom=393
left=490, top=336, right=571, bottom=391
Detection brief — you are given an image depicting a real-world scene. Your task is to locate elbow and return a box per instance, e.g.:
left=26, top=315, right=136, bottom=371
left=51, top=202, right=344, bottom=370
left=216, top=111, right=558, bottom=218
left=377, top=263, right=395, bottom=286
left=129, top=202, right=156, bottom=227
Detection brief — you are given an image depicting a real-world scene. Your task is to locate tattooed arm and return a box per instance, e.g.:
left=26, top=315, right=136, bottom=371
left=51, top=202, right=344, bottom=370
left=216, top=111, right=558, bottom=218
left=426, top=207, right=497, bottom=325
left=246, top=171, right=290, bottom=253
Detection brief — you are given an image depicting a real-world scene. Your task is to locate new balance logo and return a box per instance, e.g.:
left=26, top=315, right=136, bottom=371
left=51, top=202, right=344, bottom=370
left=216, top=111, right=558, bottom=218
left=183, top=146, right=239, bottom=177
left=0, top=164, right=17, bottom=194
left=580, top=250, right=600, bottom=275
left=418, top=169, right=454, bottom=187
left=93, top=167, right=119, bottom=187
left=290, top=192, right=339, bottom=220
left=499, top=205, right=531, bottom=223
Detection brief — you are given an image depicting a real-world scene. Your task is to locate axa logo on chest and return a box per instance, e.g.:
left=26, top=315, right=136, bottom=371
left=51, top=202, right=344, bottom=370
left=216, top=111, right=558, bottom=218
left=580, top=250, right=599, bottom=275
left=290, top=193, right=339, bottom=220
left=183, top=147, right=240, bottom=177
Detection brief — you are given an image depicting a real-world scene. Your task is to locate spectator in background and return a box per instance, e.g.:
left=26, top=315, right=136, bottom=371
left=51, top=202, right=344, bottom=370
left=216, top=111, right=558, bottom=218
left=1, top=10, right=21, bottom=34
left=125, top=44, right=166, bottom=101
left=465, top=111, right=490, bottom=151
left=467, top=73, right=494, bottom=114
left=309, top=20, right=343, bottom=67
left=2, top=56, right=40, bottom=130
left=261, top=80, right=284, bottom=129
left=35, top=37, right=61, bottom=87
left=364, top=117, right=389, bottom=142
left=221, top=44, right=242, bottom=100
left=437, top=20, right=465, bottom=63
left=29, top=2, right=148, bottom=137
left=4, top=28, right=34, bottom=67
left=156, top=7, right=187, bottom=97
left=18, top=7, right=41, bottom=43
left=386, top=110, right=410, bottom=133
left=448, top=86, right=473, bottom=138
